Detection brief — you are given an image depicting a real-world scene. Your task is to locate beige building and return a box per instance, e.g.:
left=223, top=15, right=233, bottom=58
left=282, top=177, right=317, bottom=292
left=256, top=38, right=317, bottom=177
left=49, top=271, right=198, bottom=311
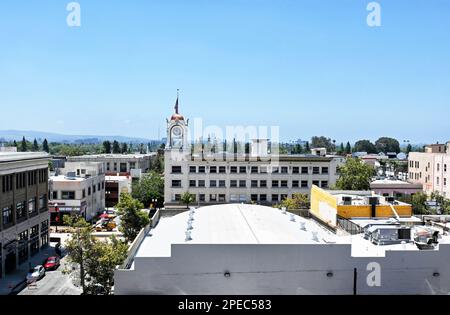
left=49, top=161, right=105, bottom=221
left=1, top=152, right=50, bottom=278
left=163, top=106, right=345, bottom=208
left=408, top=142, right=450, bottom=197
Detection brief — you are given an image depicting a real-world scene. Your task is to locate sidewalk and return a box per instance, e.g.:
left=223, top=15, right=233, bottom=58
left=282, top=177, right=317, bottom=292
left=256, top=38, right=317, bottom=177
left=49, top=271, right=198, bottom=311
left=0, top=243, right=59, bottom=295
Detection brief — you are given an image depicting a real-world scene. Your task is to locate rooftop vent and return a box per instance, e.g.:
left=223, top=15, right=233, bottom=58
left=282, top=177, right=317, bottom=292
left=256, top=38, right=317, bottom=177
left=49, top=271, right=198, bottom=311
left=187, top=220, right=193, bottom=230
left=300, top=222, right=306, bottom=231
left=290, top=213, right=295, bottom=222
left=65, top=172, right=77, bottom=180
left=312, top=231, right=319, bottom=242
left=185, top=230, right=192, bottom=241
left=342, top=196, right=352, bottom=205
left=281, top=207, right=287, bottom=214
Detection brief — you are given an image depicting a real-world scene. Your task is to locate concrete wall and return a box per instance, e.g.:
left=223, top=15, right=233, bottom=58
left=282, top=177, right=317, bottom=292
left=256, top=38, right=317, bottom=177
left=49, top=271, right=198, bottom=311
left=115, top=243, right=450, bottom=295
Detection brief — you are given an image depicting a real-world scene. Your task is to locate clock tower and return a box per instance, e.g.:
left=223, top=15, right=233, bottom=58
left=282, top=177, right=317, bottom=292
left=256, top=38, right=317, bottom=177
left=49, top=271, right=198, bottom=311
left=166, top=94, right=188, bottom=150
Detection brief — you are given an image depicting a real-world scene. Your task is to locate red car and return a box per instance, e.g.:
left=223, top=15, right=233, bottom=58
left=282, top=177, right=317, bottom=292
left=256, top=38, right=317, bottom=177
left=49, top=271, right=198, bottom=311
left=43, top=256, right=60, bottom=270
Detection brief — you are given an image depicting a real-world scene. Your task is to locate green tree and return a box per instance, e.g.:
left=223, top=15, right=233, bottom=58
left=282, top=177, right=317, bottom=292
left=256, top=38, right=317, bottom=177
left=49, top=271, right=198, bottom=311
left=345, top=142, right=352, bottom=154
left=84, top=236, right=128, bottom=295
left=406, top=143, right=412, bottom=154
left=279, top=193, right=310, bottom=210
left=375, top=137, right=400, bottom=153
left=311, top=136, right=335, bottom=152
left=63, top=215, right=93, bottom=294
left=354, top=139, right=377, bottom=154
left=335, top=158, right=375, bottom=190
left=42, top=139, right=50, bottom=153
left=304, top=141, right=310, bottom=153
left=410, top=192, right=429, bottom=215
left=116, top=193, right=149, bottom=243
left=121, top=143, right=128, bottom=154
left=32, top=138, right=39, bottom=151
left=338, top=143, right=345, bottom=155
left=132, top=172, right=164, bottom=208
left=20, top=136, right=27, bottom=152
left=103, top=141, right=111, bottom=154
left=181, top=191, right=196, bottom=209
left=112, top=140, right=121, bottom=154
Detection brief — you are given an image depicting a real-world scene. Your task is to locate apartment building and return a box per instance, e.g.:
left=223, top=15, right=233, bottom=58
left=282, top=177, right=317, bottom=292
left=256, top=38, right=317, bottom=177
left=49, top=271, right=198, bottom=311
left=163, top=105, right=345, bottom=208
left=408, top=142, right=450, bottom=197
left=67, top=153, right=156, bottom=178
left=49, top=161, right=105, bottom=222
left=0, top=152, right=50, bottom=278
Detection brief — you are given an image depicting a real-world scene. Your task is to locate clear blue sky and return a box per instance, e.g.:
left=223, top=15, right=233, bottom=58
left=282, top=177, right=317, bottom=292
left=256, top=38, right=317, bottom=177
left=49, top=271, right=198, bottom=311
left=0, top=0, right=449, bottom=144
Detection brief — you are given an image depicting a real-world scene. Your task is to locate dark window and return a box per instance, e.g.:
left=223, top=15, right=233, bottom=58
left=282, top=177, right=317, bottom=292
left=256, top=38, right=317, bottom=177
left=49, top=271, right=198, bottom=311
left=230, top=180, right=237, bottom=188
left=16, top=201, right=26, bottom=220
left=189, top=180, right=196, bottom=187
left=322, top=167, right=329, bottom=174
left=272, top=167, right=279, bottom=173
left=198, top=166, right=206, bottom=173
left=230, top=166, right=238, bottom=173
left=210, top=166, right=217, bottom=173
left=251, top=194, right=258, bottom=201
left=61, top=191, right=75, bottom=200
left=219, top=180, right=226, bottom=188
left=251, top=180, right=258, bottom=188
left=260, top=194, right=267, bottom=201
left=172, top=180, right=182, bottom=188
left=210, top=180, right=217, bottom=187
left=281, top=167, right=288, bottom=174
left=189, top=166, right=196, bottom=173
left=172, top=166, right=182, bottom=174
left=219, top=166, right=226, bottom=173
left=272, top=180, right=279, bottom=188
left=321, top=181, right=328, bottom=188
left=174, top=194, right=181, bottom=201
left=251, top=166, right=258, bottom=174
left=39, top=195, right=47, bottom=210
left=281, top=180, right=288, bottom=188
left=313, top=180, right=320, bottom=186
left=239, top=180, right=246, bottom=187
left=301, top=167, right=308, bottom=174
left=88, top=187, right=91, bottom=196
left=199, top=194, right=205, bottom=202
left=218, top=194, right=226, bottom=202
left=260, top=180, right=267, bottom=187
left=313, top=167, right=320, bottom=175
left=301, top=180, right=308, bottom=188
left=272, top=195, right=279, bottom=202
left=198, top=180, right=205, bottom=187
left=239, top=166, right=247, bottom=173
left=292, top=180, right=299, bottom=188
left=293, top=167, right=299, bottom=174
left=2, top=206, right=13, bottom=225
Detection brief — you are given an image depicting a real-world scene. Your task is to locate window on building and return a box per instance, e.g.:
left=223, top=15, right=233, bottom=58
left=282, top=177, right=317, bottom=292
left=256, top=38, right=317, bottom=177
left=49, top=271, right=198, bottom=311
left=106, top=163, right=110, bottom=171
left=174, top=194, right=181, bottom=201
left=16, top=201, right=26, bottom=220
left=251, top=166, right=258, bottom=174
left=88, top=187, right=91, bottom=196
left=445, top=164, right=447, bottom=172
left=251, top=180, right=258, bottom=188
left=321, top=181, right=329, bottom=188
left=210, top=166, right=217, bottom=173
left=239, top=180, right=246, bottom=187
left=198, top=166, right=206, bottom=173
left=322, top=167, right=329, bottom=174
left=272, top=180, right=279, bottom=188
left=281, top=180, right=288, bottom=188
left=313, top=167, right=320, bottom=175
left=251, top=194, right=258, bottom=202
left=260, top=166, right=268, bottom=173
left=260, top=180, right=267, bottom=188
left=301, top=167, right=308, bottom=174
left=39, top=195, right=47, bottom=210
left=292, top=180, right=299, bottom=188
left=28, top=198, right=36, bottom=214
left=82, top=189, right=86, bottom=198
left=61, top=191, right=76, bottom=200
left=129, top=162, right=136, bottom=169
left=293, top=167, right=299, bottom=174
left=281, top=194, right=288, bottom=201
left=260, top=194, right=267, bottom=201
left=2, top=175, right=13, bottom=193
left=120, top=163, right=127, bottom=173
left=272, top=195, right=279, bottom=202
left=230, top=166, right=237, bottom=173
left=93, top=185, right=96, bottom=193
left=172, top=180, right=182, bottom=188
left=52, top=191, right=58, bottom=199
left=437, top=177, right=440, bottom=185
left=199, top=194, right=205, bottom=202
left=210, top=180, right=217, bottom=187
left=437, top=164, right=440, bottom=172
left=272, top=167, right=279, bottom=173
left=2, top=206, right=13, bottom=225
left=113, top=163, right=117, bottom=171
left=172, top=166, right=182, bottom=174
left=198, top=180, right=205, bottom=187
left=189, top=180, right=196, bottom=187
left=239, top=166, right=247, bottom=173
left=219, top=166, right=226, bottom=173
left=444, top=178, right=447, bottom=186
left=301, top=181, right=308, bottom=188
left=313, top=180, right=320, bottom=186
left=218, top=194, right=226, bottom=202
left=281, top=167, right=288, bottom=174
left=189, top=166, right=196, bottom=173
left=219, top=180, right=226, bottom=188
left=210, top=194, right=217, bottom=201
left=230, top=180, right=237, bottom=188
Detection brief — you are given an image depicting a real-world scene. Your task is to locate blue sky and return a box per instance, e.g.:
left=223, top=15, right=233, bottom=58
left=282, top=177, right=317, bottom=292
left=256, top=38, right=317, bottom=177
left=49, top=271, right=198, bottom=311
left=0, top=0, right=449, bottom=143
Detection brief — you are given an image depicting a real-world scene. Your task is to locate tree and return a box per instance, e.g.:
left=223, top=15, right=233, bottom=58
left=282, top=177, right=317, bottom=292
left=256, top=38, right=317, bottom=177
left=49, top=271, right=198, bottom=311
left=335, top=158, right=375, bottom=190
left=32, top=138, right=39, bottom=151
left=181, top=191, right=196, bottom=209
left=112, top=140, right=121, bottom=154
left=311, top=136, right=335, bottom=152
left=410, top=192, right=429, bottom=215
left=121, top=143, right=128, bottom=154
left=304, top=141, right=310, bottom=153
left=84, top=236, right=128, bottom=295
left=20, top=136, right=27, bottom=152
left=375, top=137, right=400, bottom=153
left=102, top=141, right=111, bottom=154
left=338, top=143, right=345, bottom=155
left=42, top=139, right=49, bottom=153
left=132, top=172, right=164, bottom=208
left=279, top=193, right=310, bottom=210
left=63, top=215, right=93, bottom=294
left=116, top=193, right=149, bottom=243
left=406, top=143, right=412, bottom=154
left=345, top=142, right=352, bottom=154
left=354, top=140, right=377, bottom=154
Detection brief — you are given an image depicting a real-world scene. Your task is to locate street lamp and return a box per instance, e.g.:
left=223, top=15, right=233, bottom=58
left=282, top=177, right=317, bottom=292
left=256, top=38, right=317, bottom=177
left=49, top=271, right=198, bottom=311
left=54, top=203, right=59, bottom=233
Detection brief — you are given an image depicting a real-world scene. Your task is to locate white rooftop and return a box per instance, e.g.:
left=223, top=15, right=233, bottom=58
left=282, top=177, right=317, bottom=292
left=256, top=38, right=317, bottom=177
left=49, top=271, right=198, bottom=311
left=135, top=204, right=337, bottom=258
left=0, top=151, right=49, bottom=162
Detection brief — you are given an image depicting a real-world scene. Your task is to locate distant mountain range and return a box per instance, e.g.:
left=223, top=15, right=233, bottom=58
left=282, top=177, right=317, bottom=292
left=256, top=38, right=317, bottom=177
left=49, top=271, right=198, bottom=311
left=0, top=130, right=160, bottom=144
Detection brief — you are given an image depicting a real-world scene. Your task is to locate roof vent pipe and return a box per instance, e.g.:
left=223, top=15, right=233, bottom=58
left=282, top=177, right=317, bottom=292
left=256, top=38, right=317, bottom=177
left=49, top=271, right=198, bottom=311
left=290, top=213, right=295, bottom=222
left=300, top=222, right=306, bottom=231
left=187, top=220, right=193, bottom=230
left=185, top=230, right=192, bottom=241
left=312, top=231, right=319, bottom=242
left=281, top=207, right=287, bottom=214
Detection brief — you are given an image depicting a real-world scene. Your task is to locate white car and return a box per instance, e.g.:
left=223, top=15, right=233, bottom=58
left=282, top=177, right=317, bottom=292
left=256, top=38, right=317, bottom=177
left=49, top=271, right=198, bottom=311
left=26, top=265, right=45, bottom=283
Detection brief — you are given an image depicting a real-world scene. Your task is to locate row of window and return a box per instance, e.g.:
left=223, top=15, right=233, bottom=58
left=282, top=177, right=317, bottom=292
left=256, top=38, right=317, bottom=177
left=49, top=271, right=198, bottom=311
left=51, top=182, right=105, bottom=200
left=173, top=193, right=294, bottom=203
left=172, top=165, right=330, bottom=175
left=1, top=169, right=48, bottom=193
left=409, top=160, right=448, bottom=173
left=1, top=195, right=47, bottom=227
left=106, top=162, right=136, bottom=172
left=177, top=179, right=328, bottom=189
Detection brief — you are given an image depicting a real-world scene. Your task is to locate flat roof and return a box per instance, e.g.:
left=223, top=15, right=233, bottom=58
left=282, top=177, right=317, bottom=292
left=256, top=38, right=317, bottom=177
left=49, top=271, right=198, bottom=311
left=135, top=204, right=337, bottom=258
left=50, top=175, right=86, bottom=182
left=68, top=153, right=155, bottom=159
left=0, top=152, right=49, bottom=162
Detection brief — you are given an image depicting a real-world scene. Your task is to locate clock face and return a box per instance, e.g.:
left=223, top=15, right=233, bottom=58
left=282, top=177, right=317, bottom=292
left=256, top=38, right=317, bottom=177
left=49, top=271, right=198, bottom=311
left=172, top=126, right=182, bottom=137
left=171, top=126, right=183, bottom=147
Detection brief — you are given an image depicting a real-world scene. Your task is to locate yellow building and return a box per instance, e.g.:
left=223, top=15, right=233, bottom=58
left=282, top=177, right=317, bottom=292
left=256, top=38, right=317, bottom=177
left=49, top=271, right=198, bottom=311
left=310, top=185, right=413, bottom=228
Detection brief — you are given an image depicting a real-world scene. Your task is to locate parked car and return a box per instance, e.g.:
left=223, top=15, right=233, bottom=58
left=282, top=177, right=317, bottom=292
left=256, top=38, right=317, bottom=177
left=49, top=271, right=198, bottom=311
left=43, top=256, right=61, bottom=270
left=26, top=265, right=45, bottom=283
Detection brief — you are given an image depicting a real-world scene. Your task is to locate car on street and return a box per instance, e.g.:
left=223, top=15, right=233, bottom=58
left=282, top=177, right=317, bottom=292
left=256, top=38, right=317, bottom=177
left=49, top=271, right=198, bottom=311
left=43, top=256, right=61, bottom=270
left=26, top=265, right=45, bottom=283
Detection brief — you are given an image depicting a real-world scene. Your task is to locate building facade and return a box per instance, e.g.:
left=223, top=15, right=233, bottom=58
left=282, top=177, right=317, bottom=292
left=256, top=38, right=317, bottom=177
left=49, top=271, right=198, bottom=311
left=0, top=152, right=50, bottom=278
left=408, top=142, right=450, bottom=197
left=163, top=106, right=345, bottom=208
left=49, top=162, right=105, bottom=222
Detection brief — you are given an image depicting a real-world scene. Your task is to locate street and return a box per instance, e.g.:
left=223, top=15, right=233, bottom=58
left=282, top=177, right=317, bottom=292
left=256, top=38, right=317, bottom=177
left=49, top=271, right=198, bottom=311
left=18, top=256, right=81, bottom=295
